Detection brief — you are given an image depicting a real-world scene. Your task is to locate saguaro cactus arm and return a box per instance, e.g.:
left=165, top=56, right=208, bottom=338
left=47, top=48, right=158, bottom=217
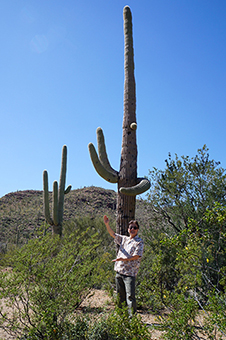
left=88, top=143, right=118, bottom=183
left=43, top=170, right=54, bottom=226
left=53, top=180, right=58, bottom=226
left=88, top=127, right=118, bottom=183
left=64, top=185, right=72, bottom=194
left=119, top=177, right=151, bottom=196
left=97, top=127, right=117, bottom=174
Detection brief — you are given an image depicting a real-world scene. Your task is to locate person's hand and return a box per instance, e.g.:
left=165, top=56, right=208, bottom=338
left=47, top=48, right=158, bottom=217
left=112, top=258, right=127, bottom=262
left=103, top=215, right=109, bottom=224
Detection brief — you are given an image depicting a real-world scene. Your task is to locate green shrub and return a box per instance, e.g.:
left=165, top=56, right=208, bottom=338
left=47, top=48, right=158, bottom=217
left=0, top=227, right=106, bottom=339
left=64, top=216, right=116, bottom=289
left=137, top=202, right=226, bottom=338
left=102, top=306, right=150, bottom=340
left=64, top=317, right=89, bottom=340
left=201, top=291, right=226, bottom=339
left=75, top=306, right=151, bottom=340
left=160, top=293, right=199, bottom=340
left=137, top=225, right=181, bottom=311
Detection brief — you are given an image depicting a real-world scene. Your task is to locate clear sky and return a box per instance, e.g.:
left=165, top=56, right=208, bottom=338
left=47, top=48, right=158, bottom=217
left=0, top=0, right=226, bottom=198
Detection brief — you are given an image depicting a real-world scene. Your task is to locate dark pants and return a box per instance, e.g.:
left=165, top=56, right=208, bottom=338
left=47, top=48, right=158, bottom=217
left=115, top=272, right=136, bottom=315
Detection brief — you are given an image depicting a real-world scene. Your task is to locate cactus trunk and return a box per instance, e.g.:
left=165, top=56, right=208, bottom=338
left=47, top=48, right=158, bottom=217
left=88, top=6, right=150, bottom=236
left=117, top=6, right=137, bottom=235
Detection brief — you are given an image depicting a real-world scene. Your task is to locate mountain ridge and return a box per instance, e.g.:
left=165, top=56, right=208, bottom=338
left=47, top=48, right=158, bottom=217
left=0, top=186, right=152, bottom=246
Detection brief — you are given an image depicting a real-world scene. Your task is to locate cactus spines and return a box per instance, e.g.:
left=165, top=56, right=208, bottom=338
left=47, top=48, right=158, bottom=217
left=43, top=145, right=71, bottom=236
left=88, top=6, right=150, bottom=235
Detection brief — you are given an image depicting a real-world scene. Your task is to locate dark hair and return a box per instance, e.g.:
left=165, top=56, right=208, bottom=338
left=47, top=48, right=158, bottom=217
left=128, top=220, right=139, bottom=229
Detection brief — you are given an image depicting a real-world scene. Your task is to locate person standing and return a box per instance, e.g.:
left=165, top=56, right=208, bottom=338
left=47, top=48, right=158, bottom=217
left=103, top=215, right=144, bottom=315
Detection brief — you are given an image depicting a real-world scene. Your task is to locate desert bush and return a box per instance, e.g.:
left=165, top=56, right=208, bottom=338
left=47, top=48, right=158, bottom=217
left=0, top=225, right=108, bottom=339
left=64, top=216, right=116, bottom=289
left=66, top=306, right=150, bottom=340
left=137, top=230, right=179, bottom=311
left=64, top=216, right=116, bottom=253
left=137, top=202, right=226, bottom=339
left=102, top=306, right=150, bottom=340
left=159, top=293, right=199, bottom=340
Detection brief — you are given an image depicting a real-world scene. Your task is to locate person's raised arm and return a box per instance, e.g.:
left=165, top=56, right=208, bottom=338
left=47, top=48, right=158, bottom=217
left=103, top=215, right=115, bottom=238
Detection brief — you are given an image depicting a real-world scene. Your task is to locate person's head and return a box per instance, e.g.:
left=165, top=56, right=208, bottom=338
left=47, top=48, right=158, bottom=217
left=128, top=220, right=139, bottom=238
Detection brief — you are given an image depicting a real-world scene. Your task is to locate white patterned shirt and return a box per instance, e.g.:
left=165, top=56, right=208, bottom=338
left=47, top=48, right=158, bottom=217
left=114, top=234, right=144, bottom=277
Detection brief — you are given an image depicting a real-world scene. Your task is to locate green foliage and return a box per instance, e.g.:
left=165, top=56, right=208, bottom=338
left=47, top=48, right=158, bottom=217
left=148, top=145, right=226, bottom=233
left=88, top=306, right=150, bottom=340
left=141, top=146, right=226, bottom=311
left=202, top=292, right=226, bottom=339
left=66, top=306, right=150, bottom=340
left=137, top=227, right=179, bottom=311
left=161, top=294, right=199, bottom=340
left=16, top=306, right=151, bottom=340
left=0, top=226, right=107, bottom=339
left=65, top=317, right=89, bottom=339
left=65, top=216, right=115, bottom=252
left=2, top=145, right=226, bottom=339
left=138, top=202, right=226, bottom=338
left=64, top=216, right=116, bottom=289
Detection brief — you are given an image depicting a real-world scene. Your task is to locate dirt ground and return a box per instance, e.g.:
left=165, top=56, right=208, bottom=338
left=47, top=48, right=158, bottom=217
left=0, top=289, right=225, bottom=339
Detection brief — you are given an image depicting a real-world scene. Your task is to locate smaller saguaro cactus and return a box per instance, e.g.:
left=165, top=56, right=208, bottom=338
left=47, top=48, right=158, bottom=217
left=43, top=145, right=72, bottom=236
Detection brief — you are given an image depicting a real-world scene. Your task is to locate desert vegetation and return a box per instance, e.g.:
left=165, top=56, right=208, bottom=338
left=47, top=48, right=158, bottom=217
left=0, top=145, right=226, bottom=339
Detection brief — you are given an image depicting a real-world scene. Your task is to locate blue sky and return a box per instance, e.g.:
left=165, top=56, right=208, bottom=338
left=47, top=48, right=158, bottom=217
left=0, top=0, right=226, bottom=198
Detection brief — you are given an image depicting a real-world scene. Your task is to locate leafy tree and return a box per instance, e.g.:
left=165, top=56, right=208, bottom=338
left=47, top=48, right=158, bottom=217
left=142, top=146, right=226, bottom=298
left=148, top=145, right=226, bottom=233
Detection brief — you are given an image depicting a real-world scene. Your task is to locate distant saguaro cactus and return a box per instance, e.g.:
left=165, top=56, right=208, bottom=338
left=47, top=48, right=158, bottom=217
left=88, top=6, right=150, bottom=235
left=43, top=145, right=72, bottom=236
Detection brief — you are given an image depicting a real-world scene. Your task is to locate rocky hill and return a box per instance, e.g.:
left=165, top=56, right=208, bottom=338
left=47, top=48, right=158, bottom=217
left=0, top=186, right=152, bottom=247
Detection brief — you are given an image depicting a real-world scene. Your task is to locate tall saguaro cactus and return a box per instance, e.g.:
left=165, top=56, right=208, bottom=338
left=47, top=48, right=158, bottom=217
left=43, top=145, right=72, bottom=236
left=88, top=6, right=150, bottom=235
